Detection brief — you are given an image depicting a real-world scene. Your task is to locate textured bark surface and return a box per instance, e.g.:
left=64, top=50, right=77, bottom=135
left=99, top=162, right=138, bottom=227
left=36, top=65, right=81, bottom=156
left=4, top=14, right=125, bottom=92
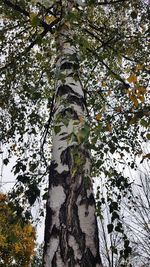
left=43, top=3, right=102, bottom=266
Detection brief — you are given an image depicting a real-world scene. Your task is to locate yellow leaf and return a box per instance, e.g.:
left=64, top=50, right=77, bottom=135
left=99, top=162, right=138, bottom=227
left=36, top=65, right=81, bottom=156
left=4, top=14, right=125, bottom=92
left=0, top=193, right=35, bottom=266
left=136, top=64, right=143, bottom=71
left=64, top=21, right=71, bottom=28
left=45, top=15, right=56, bottom=24
left=114, top=106, right=122, bottom=112
left=137, top=86, right=146, bottom=94
left=106, top=123, right=112, bottom=132
left=140, top=153, right=150, bottom=163
left=95, top=113, right=102, bottom=121
left=79, top=116, right=84, bottom=125
left=138, top=95, right=145, bottom=103
left=102, top=80, right=106, bottom=87
left=127, top=74, right=137, bottom=84
left=14, top=243, right=22, bottom=253
left=130, top=94, right=139, bottom=108
left=107, top=89, right=112, bottom=96
left=0, top=193, right=7, bottom=202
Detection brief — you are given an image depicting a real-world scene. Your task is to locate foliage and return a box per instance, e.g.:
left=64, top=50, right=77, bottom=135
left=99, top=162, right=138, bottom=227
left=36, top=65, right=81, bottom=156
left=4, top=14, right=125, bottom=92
left=0, top=0, right=150, bottom=264
left=0, top=193, right=36, bottom=267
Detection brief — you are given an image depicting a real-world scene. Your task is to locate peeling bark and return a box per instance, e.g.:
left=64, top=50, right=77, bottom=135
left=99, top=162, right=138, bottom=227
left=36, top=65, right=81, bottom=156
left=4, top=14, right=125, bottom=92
left=43, top=3, right=102, bottom=266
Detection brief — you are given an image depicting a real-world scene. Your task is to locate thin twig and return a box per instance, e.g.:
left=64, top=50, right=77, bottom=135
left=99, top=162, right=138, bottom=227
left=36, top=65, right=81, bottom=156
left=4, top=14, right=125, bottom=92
left=95, top=0, right=129, bottom=5
left=87, top=48, right=129, bottom=87
left=40, top=94, right=55, bottom=167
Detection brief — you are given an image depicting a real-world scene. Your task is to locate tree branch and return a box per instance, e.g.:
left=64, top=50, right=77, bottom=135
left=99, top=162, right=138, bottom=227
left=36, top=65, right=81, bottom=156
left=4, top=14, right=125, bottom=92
left=40, top=94, right=55, bottom=168
left=95, top=0, right=129, bottom=5
left=25, top=28, right=49, bottom=52
left=3, top=0, right=54, bottom=32
left=4, top=0, right=29, bottom=16
left=87, top=48, right=129, bottom=87
left=83, top=27, right=116, bottom=49
left=0, top=28, right=48, bottom=73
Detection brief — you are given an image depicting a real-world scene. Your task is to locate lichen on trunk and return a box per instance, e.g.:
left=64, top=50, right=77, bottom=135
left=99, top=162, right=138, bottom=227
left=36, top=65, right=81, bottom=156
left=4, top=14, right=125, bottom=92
left=43, top=5, right=102, bottom=266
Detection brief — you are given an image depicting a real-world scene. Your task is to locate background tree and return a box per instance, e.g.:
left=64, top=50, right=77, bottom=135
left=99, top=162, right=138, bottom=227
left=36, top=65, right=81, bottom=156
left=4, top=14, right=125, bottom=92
left=0, top=0, right=149, bottom=266
left=125, top=164, right=150, bottom=267
left=0, top=193, right=36, bottom=267
left=96, top=150, right=150, bottom=267
left=30, top=243, right=43, bottom=267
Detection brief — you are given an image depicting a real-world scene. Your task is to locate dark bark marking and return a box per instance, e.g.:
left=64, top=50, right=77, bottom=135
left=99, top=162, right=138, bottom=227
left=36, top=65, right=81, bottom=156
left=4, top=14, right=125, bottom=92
left=59, top=203, right=67, bottom=226
left=59, top=132, right=68, bottom=136
left=71, top=203, right=86, bottom=250
left=60, top=147, right=73, bottom=166
left=79, top=192, right=95, bottom=206
left=60, top=62, right=74, bottom=70
left=82, top=248, right=101, bottom=267
left=67, top=247, right=76, bottom=267
left=49, top=161, right=71, bottom=188
left=66, top=94, right=85, bottom=111
left=51, top=224, right=60, bottom=237
left=56, top=85, right=81, bottom=97
left=44, top=204, right=53, bottom=255
left=52, top=253, right=57, bottom=267
left=59, top=202, right=86, bottom=263
left=59, top=107, right=79, bottom=120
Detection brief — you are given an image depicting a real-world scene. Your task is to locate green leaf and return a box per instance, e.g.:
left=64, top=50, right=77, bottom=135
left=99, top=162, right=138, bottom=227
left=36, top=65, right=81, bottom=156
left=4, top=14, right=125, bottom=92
left=140, top=119, right=149, bottom=127
left=107, top=223, right=114, bottom=234
left=111, top=246, right=118, bottom=254
left=9, top=234, right=19, bottom=243
left=109, top=201, right=118, bottom=213
left=29, top=163, right=37, bottom=172
left=3, top=158, right=9, bottom=165
left=77, top=123, right=90, bottom=144
left=146, top=133, right=150, bottom=140
left=42, top=192, right=48, bottom=200
left=25, top=183, right=40, bottom=205
left=29, top=12, right=40, bottom=27
left=54, top=125, right=61, bottom=135
left=112, top=211, right=119, bottom=221
left=124, top=239, right=130, bottom=248
left=131, top=11, right=137, bottom=19
left=115, top=222, right=123, bottom=233
left=124, top=246, right=132, bottom=259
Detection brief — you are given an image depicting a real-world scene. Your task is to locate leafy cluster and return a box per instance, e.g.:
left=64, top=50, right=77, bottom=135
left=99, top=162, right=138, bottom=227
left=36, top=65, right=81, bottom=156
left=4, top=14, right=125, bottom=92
left=0, top=193, right=36, bottom=267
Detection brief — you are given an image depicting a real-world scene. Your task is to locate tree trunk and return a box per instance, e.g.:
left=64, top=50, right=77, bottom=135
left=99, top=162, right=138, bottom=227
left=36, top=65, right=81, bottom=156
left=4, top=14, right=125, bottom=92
left=43, top=3, right=102, bottom=266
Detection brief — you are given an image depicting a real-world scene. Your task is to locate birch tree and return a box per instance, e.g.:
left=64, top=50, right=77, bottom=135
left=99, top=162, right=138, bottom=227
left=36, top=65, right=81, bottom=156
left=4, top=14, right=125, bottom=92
left=43, top=2, right=102, bottom=266
left=0, top=0, right=149, bottom=267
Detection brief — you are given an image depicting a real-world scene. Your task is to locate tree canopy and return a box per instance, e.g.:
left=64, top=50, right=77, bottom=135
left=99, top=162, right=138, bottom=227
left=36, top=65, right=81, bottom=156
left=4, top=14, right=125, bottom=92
left=1, top=0, right=149, bottom=207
